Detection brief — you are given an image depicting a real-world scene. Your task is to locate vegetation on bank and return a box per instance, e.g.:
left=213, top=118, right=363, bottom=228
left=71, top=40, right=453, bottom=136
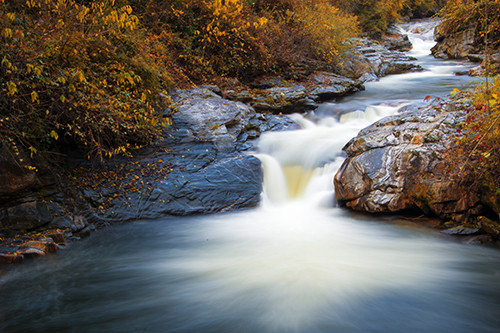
left=437, top=0, right=500, bottom=209
left=438, top=0, right=500, bottom=51
left=453, top=77, right=500, bottom=210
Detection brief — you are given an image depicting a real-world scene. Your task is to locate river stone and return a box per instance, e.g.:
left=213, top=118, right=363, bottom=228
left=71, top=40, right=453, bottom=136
left=91, top=154, right=263, bottom=221
left=223, top=73, right=364, bottom=113
left=0, top=201, right=52, bottom=230
left=50, top=215, right=87, bottom=232
left=334, top=99, right=483, bottom=218
left=431, top=26, right=477, bottom=59
left=340, top=38, right=422, bottom=80
left=171, top=89, right=254, bottom=146
left=73, top=88, right=296, bottom=221
left=380, top=33, right=413, bottom=52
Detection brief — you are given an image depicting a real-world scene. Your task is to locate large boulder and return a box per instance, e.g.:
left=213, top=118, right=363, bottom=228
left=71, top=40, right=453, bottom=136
left=431, top=22, right=500, bottom=75
left=170, top=88, right=254, bottom=145
left=431, top=26, right=477, bottom=59
left=334, top=99, right=483, bottom=218
left=74, top=89, right=298, bottom=222
left=340, top=38, right=422, bottom=80
left=0, top=144, right=37, bottom=201
left=223, top=73, right=364, bottom=113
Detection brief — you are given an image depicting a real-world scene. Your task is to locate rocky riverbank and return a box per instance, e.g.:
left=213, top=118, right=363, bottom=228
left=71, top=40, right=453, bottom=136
left=431, top=19, right=500, bottom=75
left=0, top=29, right=477, bottom=265
left=334, top=97, right=500, bottom=245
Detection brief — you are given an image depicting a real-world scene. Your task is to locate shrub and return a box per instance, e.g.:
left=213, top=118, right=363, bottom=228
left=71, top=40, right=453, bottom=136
left=455, top=78, right=500, bottom=186
left=0, top=0, right=172, bottom=166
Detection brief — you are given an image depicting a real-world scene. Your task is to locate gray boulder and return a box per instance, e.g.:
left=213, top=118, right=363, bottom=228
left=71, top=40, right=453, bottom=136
left=334, top=99, right=482, bottom=218
left=75, top=89, right=298, bottom=221
left=431, top=26, right=477, bottom=59
left=223, top=73, right=363, bottom=113
left=340, top=38, right=422, bottom=80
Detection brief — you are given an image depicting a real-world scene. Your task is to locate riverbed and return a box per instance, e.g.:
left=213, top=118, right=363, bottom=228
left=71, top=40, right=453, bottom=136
left=1, top=19, right=499, bottom=333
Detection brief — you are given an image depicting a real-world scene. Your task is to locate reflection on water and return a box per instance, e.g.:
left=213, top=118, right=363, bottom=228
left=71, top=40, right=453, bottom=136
left=1, top=19, right=500, bottom=333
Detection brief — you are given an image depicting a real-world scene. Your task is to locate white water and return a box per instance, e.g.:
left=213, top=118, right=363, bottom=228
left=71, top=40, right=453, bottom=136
left=1, top=19, right=500, bottom=333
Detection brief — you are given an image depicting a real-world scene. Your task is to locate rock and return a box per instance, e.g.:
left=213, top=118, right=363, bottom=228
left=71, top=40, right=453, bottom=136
left=224, top=85, right=316, bottom=114
left=20, top=240, right=58, bottom=253
left=478, top=216, right=500, bottom=237
left=334, top=99, right=483, bottom=219
left=0, top=253, right=24, bottom=265
left=93, top=154, right=263, bottom=220
left=380, top=32, right=413, bottom=52
left=440, top=226, right=480, bottom=236
left=171, top=90, right=254, bottom=147
left=50, top=215, right=87, bottom=232
left=0, top=144, right=37, bottom=200
left=431, top=27, right=477, bottom=59
left=17, top=247, right=45, bottom=258
left=464, top=235, right=493, bottom=245
left=46, top=231, right=66, bottom=245
left=0, top=201, right=53, bottom=230
left=72, top=88, right=296, bottom=221
left=340, top=38, right=422, bottom=80
left=307, top=72, right=363, bottom=101
left=223, top=73, right=363, bottom=113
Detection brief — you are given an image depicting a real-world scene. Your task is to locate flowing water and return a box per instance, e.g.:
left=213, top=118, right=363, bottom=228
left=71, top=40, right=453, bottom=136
left=1, top=20, right=500, bottom=333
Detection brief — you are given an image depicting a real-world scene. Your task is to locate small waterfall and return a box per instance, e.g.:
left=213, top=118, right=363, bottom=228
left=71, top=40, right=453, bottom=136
left=398, top=18, right=438, bottom=57
left=255, top=103, right=405, bottom=206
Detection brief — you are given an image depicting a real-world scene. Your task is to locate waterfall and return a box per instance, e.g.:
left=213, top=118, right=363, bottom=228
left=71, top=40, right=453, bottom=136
left=255, top=103, right=405, bottom=207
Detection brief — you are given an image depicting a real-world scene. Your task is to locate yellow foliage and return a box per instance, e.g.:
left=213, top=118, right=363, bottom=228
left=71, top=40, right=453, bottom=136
left=0, top=0, right=173, bottom=164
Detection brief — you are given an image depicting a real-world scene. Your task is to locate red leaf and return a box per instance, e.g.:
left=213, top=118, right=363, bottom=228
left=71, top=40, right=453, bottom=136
left=424, top=95, right=432, bottom=101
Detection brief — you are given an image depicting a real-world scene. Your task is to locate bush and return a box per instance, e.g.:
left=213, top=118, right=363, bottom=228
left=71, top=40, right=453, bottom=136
left=455, top=77, right=500, bottom=186
left=332, top=0, right=445, bottom=36
left=0, top=0, right=172, bottom=166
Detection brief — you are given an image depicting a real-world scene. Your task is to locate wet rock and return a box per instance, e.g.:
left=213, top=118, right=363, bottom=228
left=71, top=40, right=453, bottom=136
left=0, top=253, right=24, bottom=265
left=0, top=201, right=53, bottom=230
left=20, top=239, right=58, bottom=254
left=46, top=231, right=66, bottom=245
left=223, top=72, right=363, bottom=113
left=74, top=88, right=292, bottom=221
left=17, top=247, right=45, bottom=258
left=478, top=216, right=500, bottom=237
left=432, top=22, right=500, bottom=74
left=0, top=144, right=37, bottom=200
left=307, top=72, right=363, bottom=101
left=440, top=226, right=481, bottom=236
left=335, top=99, right=483, bottom=219
left=464, top=235, right=494, bottom=245
left=340, top=38, right=422, bottom=80
left=224, top=85, right=316, bottom=113
left=171, top=90, right=254, bottom=146
left=431, top=27, right=477, bottom=59
left=50, top=215, right=87, bottom=232
left=93, top=154, right=263, bottom=220
left=380, top=33, right=413, bottom=52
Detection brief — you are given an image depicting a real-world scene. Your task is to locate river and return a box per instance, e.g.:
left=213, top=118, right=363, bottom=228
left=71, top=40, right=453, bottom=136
left=1, top=20, right=500, bottom=333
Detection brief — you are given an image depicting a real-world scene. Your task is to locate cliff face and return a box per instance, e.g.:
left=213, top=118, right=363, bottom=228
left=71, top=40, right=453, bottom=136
left=334, top=98, right=500, bottom=242
left=431, top=21, right=500, bottom=74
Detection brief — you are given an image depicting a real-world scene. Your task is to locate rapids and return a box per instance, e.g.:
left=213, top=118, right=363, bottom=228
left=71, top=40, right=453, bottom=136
left=1, top=19, right=499, bottom=333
